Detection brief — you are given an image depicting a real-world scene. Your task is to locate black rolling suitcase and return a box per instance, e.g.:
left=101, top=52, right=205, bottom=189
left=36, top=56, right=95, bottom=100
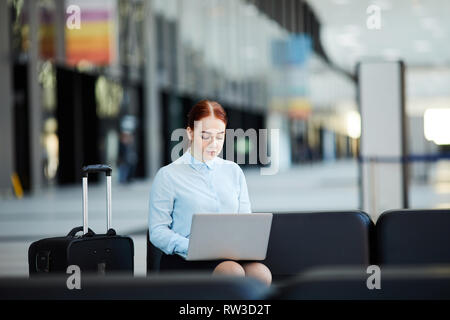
left=28, top=165, right=134, bottom=276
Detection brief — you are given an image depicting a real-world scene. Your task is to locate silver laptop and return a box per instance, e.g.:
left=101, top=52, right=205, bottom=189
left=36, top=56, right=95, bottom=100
left=186, top=213, right=273, bottom=261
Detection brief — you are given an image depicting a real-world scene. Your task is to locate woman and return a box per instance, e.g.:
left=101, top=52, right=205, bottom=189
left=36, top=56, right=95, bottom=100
left=148, top=100, right=272, bottom=286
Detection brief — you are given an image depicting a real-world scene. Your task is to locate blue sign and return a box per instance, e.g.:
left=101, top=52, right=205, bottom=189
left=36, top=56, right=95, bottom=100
left=271, top=34, right=312, bottom=66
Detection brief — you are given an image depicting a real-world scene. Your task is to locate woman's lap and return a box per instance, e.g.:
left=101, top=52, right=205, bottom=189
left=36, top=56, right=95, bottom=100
left=159, top=254, right=264, bottom=273
left=159, top=253, right=226, bottom=272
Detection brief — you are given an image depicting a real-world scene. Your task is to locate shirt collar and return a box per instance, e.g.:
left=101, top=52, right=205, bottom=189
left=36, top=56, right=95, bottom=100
left=183, top=148, right=217, bottom=171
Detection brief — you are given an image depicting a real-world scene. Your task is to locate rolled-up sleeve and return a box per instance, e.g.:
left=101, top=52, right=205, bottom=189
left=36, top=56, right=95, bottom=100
left=237, top=168, right=252, bottom=213
left=148, top=168, right=189, bottom=258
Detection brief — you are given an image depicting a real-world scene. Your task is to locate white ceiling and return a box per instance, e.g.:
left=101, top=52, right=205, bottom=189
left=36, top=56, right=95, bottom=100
left=307, top=0, right=450, bottom=114
left=307, top=0, right=450, bottom=72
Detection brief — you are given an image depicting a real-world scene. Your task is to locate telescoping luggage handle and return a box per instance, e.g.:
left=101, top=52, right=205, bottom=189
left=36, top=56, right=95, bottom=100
left=82, top=165, right=113, bottom=235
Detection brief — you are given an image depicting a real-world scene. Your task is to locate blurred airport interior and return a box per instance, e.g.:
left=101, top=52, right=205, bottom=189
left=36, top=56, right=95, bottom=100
left=0, top=0, right=449, bottom=279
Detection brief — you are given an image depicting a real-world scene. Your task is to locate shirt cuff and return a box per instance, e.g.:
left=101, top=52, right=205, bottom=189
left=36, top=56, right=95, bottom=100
left=174, top=236, right=189, bottom=258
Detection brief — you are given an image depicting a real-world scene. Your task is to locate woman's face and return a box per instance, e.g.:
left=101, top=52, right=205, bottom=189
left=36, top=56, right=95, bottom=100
left=187, top=115, right=226, bottom=161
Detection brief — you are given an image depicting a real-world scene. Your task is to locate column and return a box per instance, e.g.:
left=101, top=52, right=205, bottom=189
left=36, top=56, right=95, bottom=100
left=358, top=61, right=408, bottom=220
left=28, top=0, right=44, bottom=192
left=143, top=0, right=162, bottom=178
left=0, top=1, right=14, bottom=196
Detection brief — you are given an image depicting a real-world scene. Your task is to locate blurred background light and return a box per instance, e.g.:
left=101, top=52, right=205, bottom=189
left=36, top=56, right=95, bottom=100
left=424, top=108, right=450, bottom=145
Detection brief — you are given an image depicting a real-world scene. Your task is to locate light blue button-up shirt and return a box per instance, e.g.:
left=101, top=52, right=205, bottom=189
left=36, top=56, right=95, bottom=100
left=148, top=149, right=252, bottom=259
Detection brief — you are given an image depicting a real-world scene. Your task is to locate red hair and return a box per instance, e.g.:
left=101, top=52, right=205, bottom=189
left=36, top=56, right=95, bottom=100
left=187, top=100, right=227, bottom=129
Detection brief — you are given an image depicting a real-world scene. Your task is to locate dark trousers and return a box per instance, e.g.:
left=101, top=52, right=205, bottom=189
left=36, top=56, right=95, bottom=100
left=159, top=254, right=227, bottom=272
left=159, top=254, right=258, bottom=273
